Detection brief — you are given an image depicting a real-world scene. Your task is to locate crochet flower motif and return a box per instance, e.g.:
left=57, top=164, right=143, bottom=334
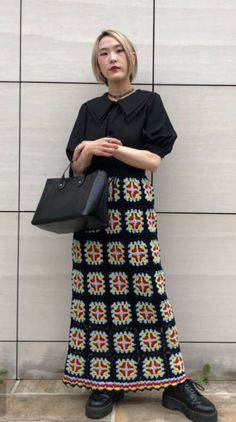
left=116, top=358, right=138, bottom=380
left=71, top=270, right=84, bottom=293
left=87, top=272, right=105, bottom=295
left=85, top=241, right=103, bottom=265
left=142, top=179, right=154, bottom=202
left=125, top=209, right=144, bottom=233
left=150, top=240, right=161, bottom=263
left=90, top=358, right=110, bottom=379
left=165, top=326, right=179, bottom=349
left=136, top=301, right=157, bottom=324
left=107, top=242, right=125, bottom=265
left=123, top=178, right=141, bottom=202
left=108, top=177, right=120, bottom=202
left=105, top=209, right=122, bottom=234
left=142, top=357, right=165, bottom=379
left=72, top=240, right=82, bottom=263
left=128, top=241, right=148, bottom=266
left=89, top=301, right=107, bottom=324
left=109, top=272, right=129, bottom=295
left=90, top=330, right=109, bottom=353
left=66, top=354, right=85, bottom=376
left=113, top=331, right=135, bottom=354
left=71, top=299, right=85, bottom=322
left=139, top=329, right=161, bottom=352
left=111, top=301, right=132, bottom=325
left=133, top=273, right=153, bottom=296
left=154, top=270, right=165, bottom=295
left=146, top=209, right=157, bottom=232
left=69, top=327, right=86, bottom=350
left=169, top=353, right=185, bottom=375
left=160, top=300, right=174, bottom=322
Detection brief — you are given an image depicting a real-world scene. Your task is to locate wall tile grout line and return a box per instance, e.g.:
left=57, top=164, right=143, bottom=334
left=15, top=0, right=23, bottom=382
left=0, top=81, right=153, bottom=86
left=152, top=0, right=155, bottom=90
left=151, top=0, right=156, bottom=188
left=1, top=340, right=235, bottom=344
left=1, top=81, right=236, bottom=87
left=1, top=210, right=236, bottom=215
left=5, top=392, right=88, bottom=396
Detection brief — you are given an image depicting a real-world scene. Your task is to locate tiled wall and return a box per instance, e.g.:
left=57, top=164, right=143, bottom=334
left=1, top=0, right=236, bottom=380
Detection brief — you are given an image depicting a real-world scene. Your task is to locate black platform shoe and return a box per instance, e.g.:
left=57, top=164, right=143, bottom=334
left=85, top=389, right=125, bottom=419
left=162, top=379, right=217, bottom=422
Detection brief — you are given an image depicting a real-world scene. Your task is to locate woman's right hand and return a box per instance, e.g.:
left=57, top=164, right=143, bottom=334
left=72, top=137, right=123, bottom=162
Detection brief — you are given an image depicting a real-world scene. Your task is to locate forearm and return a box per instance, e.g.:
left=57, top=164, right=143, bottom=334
left=112, top=145, right=161, bottom=172
left=70, top=137, right=123, bottom=176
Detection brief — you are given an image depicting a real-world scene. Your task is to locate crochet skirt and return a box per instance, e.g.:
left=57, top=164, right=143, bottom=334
left=62, top=168, right=187, bottom=392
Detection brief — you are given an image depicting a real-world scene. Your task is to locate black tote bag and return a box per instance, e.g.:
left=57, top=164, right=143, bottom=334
left=31, top=164, right=109, bottom=234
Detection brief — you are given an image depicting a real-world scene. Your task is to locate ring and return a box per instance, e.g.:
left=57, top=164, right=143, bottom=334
left=107, top=137, right=112, bottom=142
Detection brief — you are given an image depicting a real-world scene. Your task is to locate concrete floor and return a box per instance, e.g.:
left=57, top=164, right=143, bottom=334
left=0, top=380, right=235, bottom=422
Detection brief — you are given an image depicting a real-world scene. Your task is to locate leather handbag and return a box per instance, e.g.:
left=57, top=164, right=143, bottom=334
left=31, top=163, right=109, bottom=234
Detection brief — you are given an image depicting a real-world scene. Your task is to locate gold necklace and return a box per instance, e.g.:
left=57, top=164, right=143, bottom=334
left=108, top=88, right=134, bottom=100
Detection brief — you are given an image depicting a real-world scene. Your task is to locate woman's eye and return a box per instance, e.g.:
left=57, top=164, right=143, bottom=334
left=117, top=48, right=124, bottom=53
left=100, top=52, right=107, bottom=56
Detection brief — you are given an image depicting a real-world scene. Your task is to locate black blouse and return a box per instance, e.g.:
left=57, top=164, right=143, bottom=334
left=66, top=89, right=177, bottom=174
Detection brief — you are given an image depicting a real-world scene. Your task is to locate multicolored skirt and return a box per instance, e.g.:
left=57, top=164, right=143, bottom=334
left=62, top=167, right=187, bottom=392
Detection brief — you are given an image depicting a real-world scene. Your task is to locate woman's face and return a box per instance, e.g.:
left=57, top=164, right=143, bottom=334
left=97, top=35, right=130, bottom=84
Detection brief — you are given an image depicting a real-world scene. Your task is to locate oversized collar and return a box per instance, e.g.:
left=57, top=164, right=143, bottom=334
left=86, top=89, right=153, bottom=124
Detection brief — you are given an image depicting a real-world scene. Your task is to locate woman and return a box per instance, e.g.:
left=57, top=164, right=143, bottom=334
left=62, top=30, right=217, bottom=422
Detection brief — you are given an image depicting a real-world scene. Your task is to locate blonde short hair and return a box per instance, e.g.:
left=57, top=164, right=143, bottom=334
left=91, top=30, right=138, bottom=85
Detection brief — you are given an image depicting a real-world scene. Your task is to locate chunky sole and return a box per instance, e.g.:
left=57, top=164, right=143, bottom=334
left=162, top=394, right=217, bottom=422
left=85, top=391, right=125, bottom=419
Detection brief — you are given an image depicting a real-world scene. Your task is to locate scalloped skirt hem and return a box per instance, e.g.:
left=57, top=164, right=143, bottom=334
left=62, top=373, right=187, bottom=393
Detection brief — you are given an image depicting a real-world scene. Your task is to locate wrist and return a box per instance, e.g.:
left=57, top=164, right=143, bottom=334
left=112, top=145, right=124, bottom=158
left=82, top=149, right=93, bottom=163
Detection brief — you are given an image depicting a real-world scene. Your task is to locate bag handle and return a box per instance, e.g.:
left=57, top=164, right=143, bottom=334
left=61, top=162, right=71, bottom=179
left=58, top=162, right=86, bottom=190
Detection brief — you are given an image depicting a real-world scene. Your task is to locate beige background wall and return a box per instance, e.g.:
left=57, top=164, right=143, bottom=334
left=0, top=0, right=236, bottom=381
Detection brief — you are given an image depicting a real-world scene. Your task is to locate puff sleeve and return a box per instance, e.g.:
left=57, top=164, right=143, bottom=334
left=66, top=102, right=87, bottom=162
left=142, top=92, right=177, bottom=158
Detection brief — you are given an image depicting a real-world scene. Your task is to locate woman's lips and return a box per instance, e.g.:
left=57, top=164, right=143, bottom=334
left=110, top=66, right=120, bottom=71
